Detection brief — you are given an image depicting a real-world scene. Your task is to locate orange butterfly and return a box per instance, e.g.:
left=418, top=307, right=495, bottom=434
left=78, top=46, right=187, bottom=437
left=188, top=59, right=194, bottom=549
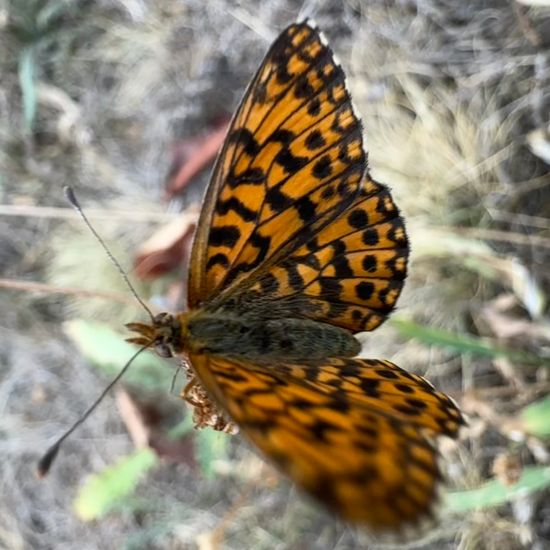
left=128, top=20, right=463, bottom=537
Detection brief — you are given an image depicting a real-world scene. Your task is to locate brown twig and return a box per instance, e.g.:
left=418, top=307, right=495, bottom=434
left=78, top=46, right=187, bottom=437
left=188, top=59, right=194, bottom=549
left=428, top=225, right=550, bottom=249
left=0, top=278, right=137, bottom=307
left=0, top=204, right=178, bottom=222
left=208, top=481, right=257, bottom=548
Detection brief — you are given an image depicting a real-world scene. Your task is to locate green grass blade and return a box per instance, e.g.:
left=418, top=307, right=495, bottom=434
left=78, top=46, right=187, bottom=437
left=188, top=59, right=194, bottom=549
left=520, top=396, right=550, bottom=438
left=72, top=415, right=224, bottom=522
left=74, top=448, right=158, bottom=521
left=390, top=318, right=550, bottom=367
left=18, top=46, right=36, bottom=133
left=446, top=466, right=550, bottom=513
left=36, top=0, right=74, bottom=31
left=167, top=414, right=194, bottom=439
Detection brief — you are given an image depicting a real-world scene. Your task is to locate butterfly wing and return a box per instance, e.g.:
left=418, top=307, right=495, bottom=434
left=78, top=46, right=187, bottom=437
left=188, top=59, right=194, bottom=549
left=217, top=174, right=409, bottom=333
left=188, top=353, right=463, bottom=533
left=188, top=20, right=366, bottom=309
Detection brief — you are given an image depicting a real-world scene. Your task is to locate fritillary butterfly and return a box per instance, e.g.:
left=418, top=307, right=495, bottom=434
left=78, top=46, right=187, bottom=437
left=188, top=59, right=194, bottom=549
left=128, top=20, right=464, bottom=536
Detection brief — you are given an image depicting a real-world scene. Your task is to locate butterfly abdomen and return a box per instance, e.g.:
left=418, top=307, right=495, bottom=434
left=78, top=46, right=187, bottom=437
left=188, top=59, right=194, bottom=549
left=182, top=311, right=361, bottom=360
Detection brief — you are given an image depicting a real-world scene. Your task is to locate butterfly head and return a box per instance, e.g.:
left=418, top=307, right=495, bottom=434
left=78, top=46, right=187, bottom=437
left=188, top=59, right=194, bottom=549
left=126, top=312, right=184, bottom=358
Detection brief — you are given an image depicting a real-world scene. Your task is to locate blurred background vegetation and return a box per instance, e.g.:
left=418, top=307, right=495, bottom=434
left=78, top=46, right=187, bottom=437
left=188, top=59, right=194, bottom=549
left=1, top=1, right=550, bottom=549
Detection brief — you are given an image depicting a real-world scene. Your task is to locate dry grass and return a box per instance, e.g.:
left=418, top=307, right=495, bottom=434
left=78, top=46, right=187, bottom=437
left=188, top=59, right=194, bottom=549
left=1, top=0, right=550, bottom=549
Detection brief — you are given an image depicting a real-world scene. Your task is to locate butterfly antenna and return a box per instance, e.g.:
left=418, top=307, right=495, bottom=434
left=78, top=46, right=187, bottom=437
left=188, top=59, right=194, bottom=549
left=37, top=345, right=149, bottom=477
left=63, top=186, right=155, bottom=322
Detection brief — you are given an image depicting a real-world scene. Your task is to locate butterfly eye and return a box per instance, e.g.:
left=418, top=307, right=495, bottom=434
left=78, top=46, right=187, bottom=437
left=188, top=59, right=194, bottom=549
left=154, top=312, right=172, bottom=326
left=155, top=343, right=173, bottom=358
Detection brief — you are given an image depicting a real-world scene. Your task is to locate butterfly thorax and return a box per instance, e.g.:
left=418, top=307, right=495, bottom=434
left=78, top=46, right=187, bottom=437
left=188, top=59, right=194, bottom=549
left=128, top=310, right=361, bottom=361
left=179, top=309, right=362, bottom=360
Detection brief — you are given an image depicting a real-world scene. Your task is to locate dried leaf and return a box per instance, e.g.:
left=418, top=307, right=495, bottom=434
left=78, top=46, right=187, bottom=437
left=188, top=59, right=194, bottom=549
left=134, top=208, right=199, bottom=280
left=164, top=120, right=229, bottom=199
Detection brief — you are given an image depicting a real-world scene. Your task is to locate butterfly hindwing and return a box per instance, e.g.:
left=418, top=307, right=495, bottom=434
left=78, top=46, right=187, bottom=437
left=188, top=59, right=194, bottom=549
left=228, top=174, right=409, bottom=333
left=188, top=353, right=463, bottom=532
left=188, top=21, right=366, bottom=309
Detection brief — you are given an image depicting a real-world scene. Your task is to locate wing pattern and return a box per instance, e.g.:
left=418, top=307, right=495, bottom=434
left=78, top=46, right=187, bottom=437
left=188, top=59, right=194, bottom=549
left=233, top=174, right=409, bottom=333
left=189, top=353, right=463, bottom=532
left=188, top=21, right=366, bottom=308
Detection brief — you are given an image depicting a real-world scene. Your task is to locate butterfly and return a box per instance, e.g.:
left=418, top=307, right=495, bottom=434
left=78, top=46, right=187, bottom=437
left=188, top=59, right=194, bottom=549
left=127, top=19, right=464, bottom=537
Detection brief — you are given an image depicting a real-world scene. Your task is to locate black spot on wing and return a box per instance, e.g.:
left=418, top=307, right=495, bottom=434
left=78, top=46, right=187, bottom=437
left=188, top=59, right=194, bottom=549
left=275, top=147, right=309, bottom=174
left=228, top=128, right=261, bottom=156
left=362, top=228, right=379, bottom=247
left=388, top=219, right=407, bottom=245
left=386, top=255, right=407, bottom=280
left=376, top=369, right=399, bottom=380
left=206, top=253, right=230, bottom=270
left=321, top=185, right=335, bottom=199
left=393, top=404, right=422, bottom=416
left=331, top=256, right=353, bottom=278
left=330, top=399, right=350, bottom=413
left=362, top=255, right=377, bottom=273
left=252, top=81, right=268, bottom=104
left=395, top=383, right=415, bottom=394
left=294, top=74, right=315, bottom=99
left=248, top=232, right=272, bottom=267
left=281, top=260, right=305, bottom=291
left=339, top=360, right=360, bottom=377
left=227, top=167, right=265, bottom=188
left=310, top=419, right=335, bottom=441
left=216, top=197, right=256, bottom=222
left=259, top=273, right=280, bottom=293
left=407, top=398, right=428, bottom=410
left=295, top=196, right=317, bottom=222
left=331, top=239, right=346, bottom=256
left=348, top=209, right=369, bottom=229
left=312, top=155, right=332, bottom=180
left=269, top=129, right=295, bottom=146
left=375, top=192, right=398, bottom=216
left=308, top=97, right=321, bottom=116
left=318, top=277, right=342, bottom=298
left=209, top=226, right=240, bottom=247
left=355, top=281, right=374, bottom=301
left=265, top=186, right=293, bottom=212
left=275, top=55, right=294, bottom=84
left=351, top=309, right=363, bottom=321
left=337, top=139, right=361, bottom=164
left=305, top=129, right=326, bottom=150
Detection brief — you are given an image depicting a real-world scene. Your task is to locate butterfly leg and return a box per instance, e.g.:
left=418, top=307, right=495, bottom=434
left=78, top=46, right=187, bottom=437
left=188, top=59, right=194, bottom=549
left=181, top=376, right=201, bottom=407
left=181, top=370, right=239, bottom=434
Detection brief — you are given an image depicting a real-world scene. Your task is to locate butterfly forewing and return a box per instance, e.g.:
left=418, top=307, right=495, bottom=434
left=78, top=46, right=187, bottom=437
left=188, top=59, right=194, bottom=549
left=188, top=21, right=366, bottom=309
